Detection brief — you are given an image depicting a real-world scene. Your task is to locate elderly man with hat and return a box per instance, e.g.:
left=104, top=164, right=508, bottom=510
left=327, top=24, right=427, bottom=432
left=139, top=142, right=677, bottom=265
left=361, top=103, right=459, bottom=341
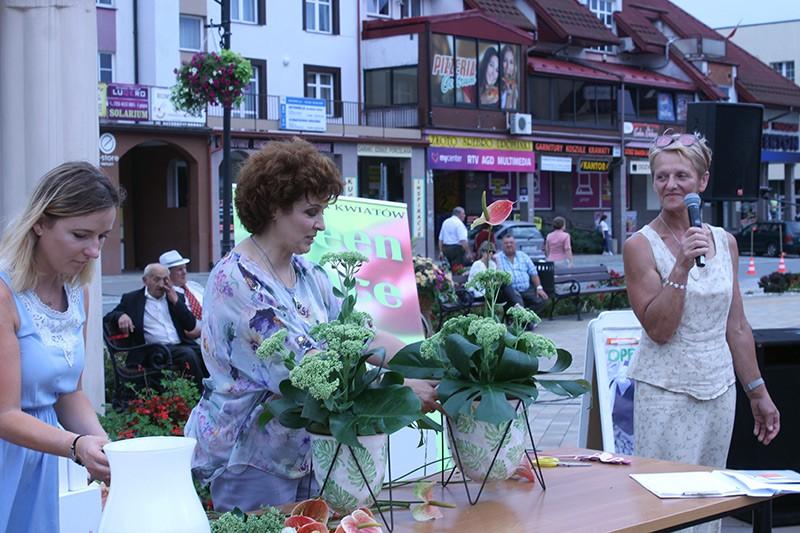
left=160, top=250, right=204, bottom=339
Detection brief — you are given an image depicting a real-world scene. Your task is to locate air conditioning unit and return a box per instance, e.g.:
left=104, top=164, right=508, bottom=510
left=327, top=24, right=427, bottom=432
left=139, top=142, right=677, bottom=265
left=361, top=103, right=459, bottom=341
left=509, top=113, right=532, bottom=135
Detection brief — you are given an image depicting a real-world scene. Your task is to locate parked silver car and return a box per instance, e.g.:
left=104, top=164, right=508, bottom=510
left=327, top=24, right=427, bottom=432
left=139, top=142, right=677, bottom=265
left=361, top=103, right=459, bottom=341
left=468, top=221, right=546, bottom=259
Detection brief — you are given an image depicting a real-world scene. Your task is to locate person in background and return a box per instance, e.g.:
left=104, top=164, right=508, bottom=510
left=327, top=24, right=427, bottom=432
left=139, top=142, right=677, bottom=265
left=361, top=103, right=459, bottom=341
left=0, top=162, right=119, bottom=532
left=438, top=206, right=470, bottom=268
left=184, top=138, right=438, bottom=512
left=624, top=132, right=779, bottom=533
left=545, top=216, right=573, bottom=268
left=159, top=249, right=203, bottom=338
left=467, top=241, right=498, bottom=299
left=599, top=214, right=613, bottom=255
left=104, top=263, right=206, bottom=386
left=472, top=223, right=496, bottom=257
left=496, top=234, right=549, bottom=312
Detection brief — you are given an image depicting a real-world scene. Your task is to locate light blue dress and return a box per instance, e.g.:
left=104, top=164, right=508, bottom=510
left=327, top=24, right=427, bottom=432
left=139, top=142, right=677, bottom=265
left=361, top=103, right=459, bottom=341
left=185, top=252, right=339, bottom=485
left=0, top=272, right=86, bottom=533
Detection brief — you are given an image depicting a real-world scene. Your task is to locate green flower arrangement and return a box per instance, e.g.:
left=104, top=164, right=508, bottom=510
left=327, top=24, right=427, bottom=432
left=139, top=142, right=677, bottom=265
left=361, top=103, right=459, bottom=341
left=258, top=252, right=437, bottom=448
left=390, top=211, right=591, bottom=425
left=171, top=49, right=253, bottom=116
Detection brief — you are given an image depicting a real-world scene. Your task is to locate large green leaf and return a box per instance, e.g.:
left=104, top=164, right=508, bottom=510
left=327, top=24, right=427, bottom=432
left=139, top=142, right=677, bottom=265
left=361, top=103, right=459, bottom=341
left=375, top=370, right=404, bottom=387
left=388, top=343, right=445, bottom=379
left=352, top=386, right=423, bottom=435
left=329, top=413, right=360, bottom=448
left=539, top=348, right=573, bottom=374
left=437, top=378, right=475, bottom=404
left=538, top=378, right=591, bottom=398
left=473, top=386, right=517, bottom=424
left=266, top=397, right=299, bottom=420
left=278, top=407, right=308, bottom=429
left=279, top=380, right=307, bottom=405
left=497, top=382, right=539, bottom=403
left=301, top=396, right=329, bottom=425
left=493, top=346, right=539, bottom=383
left=441, top=386, right=480, bottom=418
left=444, top=334, right=480, bottom=379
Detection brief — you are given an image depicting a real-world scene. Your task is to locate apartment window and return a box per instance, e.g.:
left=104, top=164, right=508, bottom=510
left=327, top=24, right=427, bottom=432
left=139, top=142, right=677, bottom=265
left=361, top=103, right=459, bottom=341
left=233, top=63, right=262, bottom=119
left=305, top=0, right=332, bottom=33
left=98, top=52, right=114, bottom=83
left=367, top=0, right=390, bottom=17
left=400, top=0, right=421, bottom=18
left=771, top=61, right=795, bottom=82
left=232, top=0, right=257, bottom=23
left=530, top=76, right=616, bottom=127
left=586, top=0, right=614, bottom=27
left=96, top=0, right=113, bottom=6
left=179, top=15, right=203, bottom=51
left=365, top=66, right=418, bottom=107
left=305, top=65, right=340, bottom=117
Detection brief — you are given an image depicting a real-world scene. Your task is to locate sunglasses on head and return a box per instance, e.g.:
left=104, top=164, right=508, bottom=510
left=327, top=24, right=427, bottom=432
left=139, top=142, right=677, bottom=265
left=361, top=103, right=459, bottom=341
left=653, top=133, right=699, bottom=148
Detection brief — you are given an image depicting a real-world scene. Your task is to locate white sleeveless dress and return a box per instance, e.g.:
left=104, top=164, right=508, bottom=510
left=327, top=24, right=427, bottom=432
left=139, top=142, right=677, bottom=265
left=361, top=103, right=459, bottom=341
left=629, top=225, right=737, bottom=533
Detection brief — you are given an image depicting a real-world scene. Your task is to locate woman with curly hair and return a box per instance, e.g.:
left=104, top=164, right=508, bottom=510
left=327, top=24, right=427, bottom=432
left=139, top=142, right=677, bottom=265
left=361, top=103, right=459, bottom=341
left=185, top=138, right=436, bottom=511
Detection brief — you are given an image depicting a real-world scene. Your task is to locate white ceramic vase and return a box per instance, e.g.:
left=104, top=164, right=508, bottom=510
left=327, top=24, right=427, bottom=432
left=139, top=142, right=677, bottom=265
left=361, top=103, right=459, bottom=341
left=99, top=436, right=210, bottom=533
left=309, top=433, right=387, bottom=515
left=446, top=400, right=527, bottom=482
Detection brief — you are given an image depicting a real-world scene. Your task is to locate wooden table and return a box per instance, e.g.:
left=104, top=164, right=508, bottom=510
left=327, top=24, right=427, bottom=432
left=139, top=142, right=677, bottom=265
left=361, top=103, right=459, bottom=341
left=381, top=447, right=775, bottom=532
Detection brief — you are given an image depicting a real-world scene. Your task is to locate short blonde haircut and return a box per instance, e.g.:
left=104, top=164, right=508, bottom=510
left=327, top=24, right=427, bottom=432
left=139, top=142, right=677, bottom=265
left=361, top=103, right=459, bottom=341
left=0, top=162, right=122, bottom=292
left=649, top=131, right=713, bottom=178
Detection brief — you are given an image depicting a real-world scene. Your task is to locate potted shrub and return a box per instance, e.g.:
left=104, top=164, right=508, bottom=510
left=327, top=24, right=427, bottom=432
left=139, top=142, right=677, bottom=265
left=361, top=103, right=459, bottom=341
left=389, top=194, right=591, bottom=482
left=258, top=252, right=435, bottom=514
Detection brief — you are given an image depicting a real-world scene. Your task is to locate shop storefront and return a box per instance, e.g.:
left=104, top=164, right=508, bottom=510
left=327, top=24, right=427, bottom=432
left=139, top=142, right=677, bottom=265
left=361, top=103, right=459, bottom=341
left=533, top=140, right=619, bottom=231
left=427, top=134, right=535, bottom=235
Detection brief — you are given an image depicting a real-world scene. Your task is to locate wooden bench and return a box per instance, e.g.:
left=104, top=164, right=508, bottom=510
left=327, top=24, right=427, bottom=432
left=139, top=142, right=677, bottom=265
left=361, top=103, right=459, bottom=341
left=544, top=264, right=626, bottom=320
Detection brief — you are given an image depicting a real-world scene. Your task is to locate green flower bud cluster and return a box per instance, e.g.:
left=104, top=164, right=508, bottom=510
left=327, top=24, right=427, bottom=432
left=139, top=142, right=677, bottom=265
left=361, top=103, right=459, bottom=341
left=255, top=330, right=288, bottom=360
left=289, top=354, right=343, bottom=401
left=516, top=332, right=557, bottom=358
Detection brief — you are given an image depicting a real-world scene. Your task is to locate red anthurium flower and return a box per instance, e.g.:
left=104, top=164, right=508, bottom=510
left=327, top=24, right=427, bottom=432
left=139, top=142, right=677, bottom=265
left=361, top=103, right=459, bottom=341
left=290, top=499, right=329, bottom=526
left=470, top=191, right=514, bottom=229
left=295, top=521, right=328, bottom=533
left=284, top=515, right=317, bottom=528
left=334, top=508, right=382, bottom=533
left=409, top=481, right=456, bottom=522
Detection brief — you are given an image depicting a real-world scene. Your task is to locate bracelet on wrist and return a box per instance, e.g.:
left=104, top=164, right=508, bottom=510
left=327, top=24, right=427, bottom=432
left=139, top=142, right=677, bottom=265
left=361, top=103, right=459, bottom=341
left=70, top=434, right=87, bottom=466
left=744, top=377, right=765, bottom=394
left=664, top=279, right=686, bottom=290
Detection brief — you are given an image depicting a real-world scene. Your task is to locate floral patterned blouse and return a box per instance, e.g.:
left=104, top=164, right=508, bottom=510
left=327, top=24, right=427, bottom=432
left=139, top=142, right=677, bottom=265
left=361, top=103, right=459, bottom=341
left=184, top=251, right=339, bottom=484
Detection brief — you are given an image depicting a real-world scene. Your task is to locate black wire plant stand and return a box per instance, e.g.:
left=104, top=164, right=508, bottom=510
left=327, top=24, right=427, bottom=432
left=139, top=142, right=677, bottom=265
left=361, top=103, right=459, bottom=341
left=308, top=400, right=547, bottom=531
left=438, top=398, right=546, bottom=505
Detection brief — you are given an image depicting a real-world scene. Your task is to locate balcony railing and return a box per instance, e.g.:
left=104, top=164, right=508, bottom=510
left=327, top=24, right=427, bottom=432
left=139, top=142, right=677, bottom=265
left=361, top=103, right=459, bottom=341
left=207, top=94, right=420, bottom=130
left=99, top=83, right=420, bottom=133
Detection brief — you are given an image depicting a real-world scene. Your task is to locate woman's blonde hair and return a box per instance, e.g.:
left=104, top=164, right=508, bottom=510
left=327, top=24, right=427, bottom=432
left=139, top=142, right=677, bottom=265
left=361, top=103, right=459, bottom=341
left=649, top=131, right=713, bottom=178
left=0, top=161, right=122, bottom=292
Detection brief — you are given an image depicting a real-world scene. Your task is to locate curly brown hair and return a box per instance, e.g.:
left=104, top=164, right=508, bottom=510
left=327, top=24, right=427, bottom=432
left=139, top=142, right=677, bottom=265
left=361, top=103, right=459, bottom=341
left=234, top=137, right=343, bottom=235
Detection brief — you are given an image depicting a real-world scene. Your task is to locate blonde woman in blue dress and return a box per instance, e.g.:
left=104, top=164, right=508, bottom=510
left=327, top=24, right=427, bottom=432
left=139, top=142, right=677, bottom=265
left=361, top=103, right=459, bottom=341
left=0, top=162, right=121, bottom=532
left=624, top=133, right=779, bottom=533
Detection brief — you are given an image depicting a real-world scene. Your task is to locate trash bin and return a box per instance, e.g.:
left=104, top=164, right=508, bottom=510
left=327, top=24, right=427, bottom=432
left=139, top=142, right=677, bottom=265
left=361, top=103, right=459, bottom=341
left=535, top=260, right=554, bottom=294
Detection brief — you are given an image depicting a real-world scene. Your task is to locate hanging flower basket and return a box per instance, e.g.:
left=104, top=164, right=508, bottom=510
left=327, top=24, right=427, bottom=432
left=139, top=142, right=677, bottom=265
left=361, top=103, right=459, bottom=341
left=171, top=50, right=252, bottom=116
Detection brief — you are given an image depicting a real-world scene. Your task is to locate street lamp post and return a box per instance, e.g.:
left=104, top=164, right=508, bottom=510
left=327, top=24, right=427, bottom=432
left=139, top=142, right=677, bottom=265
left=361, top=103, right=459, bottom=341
left=219, top=0, right=233, bottom=255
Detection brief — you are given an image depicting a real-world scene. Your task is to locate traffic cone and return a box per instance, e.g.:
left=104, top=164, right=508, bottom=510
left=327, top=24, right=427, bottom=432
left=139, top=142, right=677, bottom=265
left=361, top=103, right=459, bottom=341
left=746, top=256, right=756, bottom=276
left=778, top=253, right=787, bottom=274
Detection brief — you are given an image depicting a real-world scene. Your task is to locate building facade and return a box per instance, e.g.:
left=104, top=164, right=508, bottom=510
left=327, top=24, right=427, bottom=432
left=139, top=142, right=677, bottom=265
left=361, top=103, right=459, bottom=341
left=92, top=0, right=800, bottom=274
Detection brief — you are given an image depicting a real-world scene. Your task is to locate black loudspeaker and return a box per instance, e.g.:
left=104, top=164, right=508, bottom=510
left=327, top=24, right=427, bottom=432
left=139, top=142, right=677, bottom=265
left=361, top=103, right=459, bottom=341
left=727, top=328, right=800, bottom=526
left=685, top=102, right=763, bottom=201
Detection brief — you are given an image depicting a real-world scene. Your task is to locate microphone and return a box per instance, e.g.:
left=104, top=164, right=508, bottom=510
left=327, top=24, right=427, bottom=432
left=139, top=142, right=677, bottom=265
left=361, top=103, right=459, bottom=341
left=684, top=193, right=705, bottom=268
